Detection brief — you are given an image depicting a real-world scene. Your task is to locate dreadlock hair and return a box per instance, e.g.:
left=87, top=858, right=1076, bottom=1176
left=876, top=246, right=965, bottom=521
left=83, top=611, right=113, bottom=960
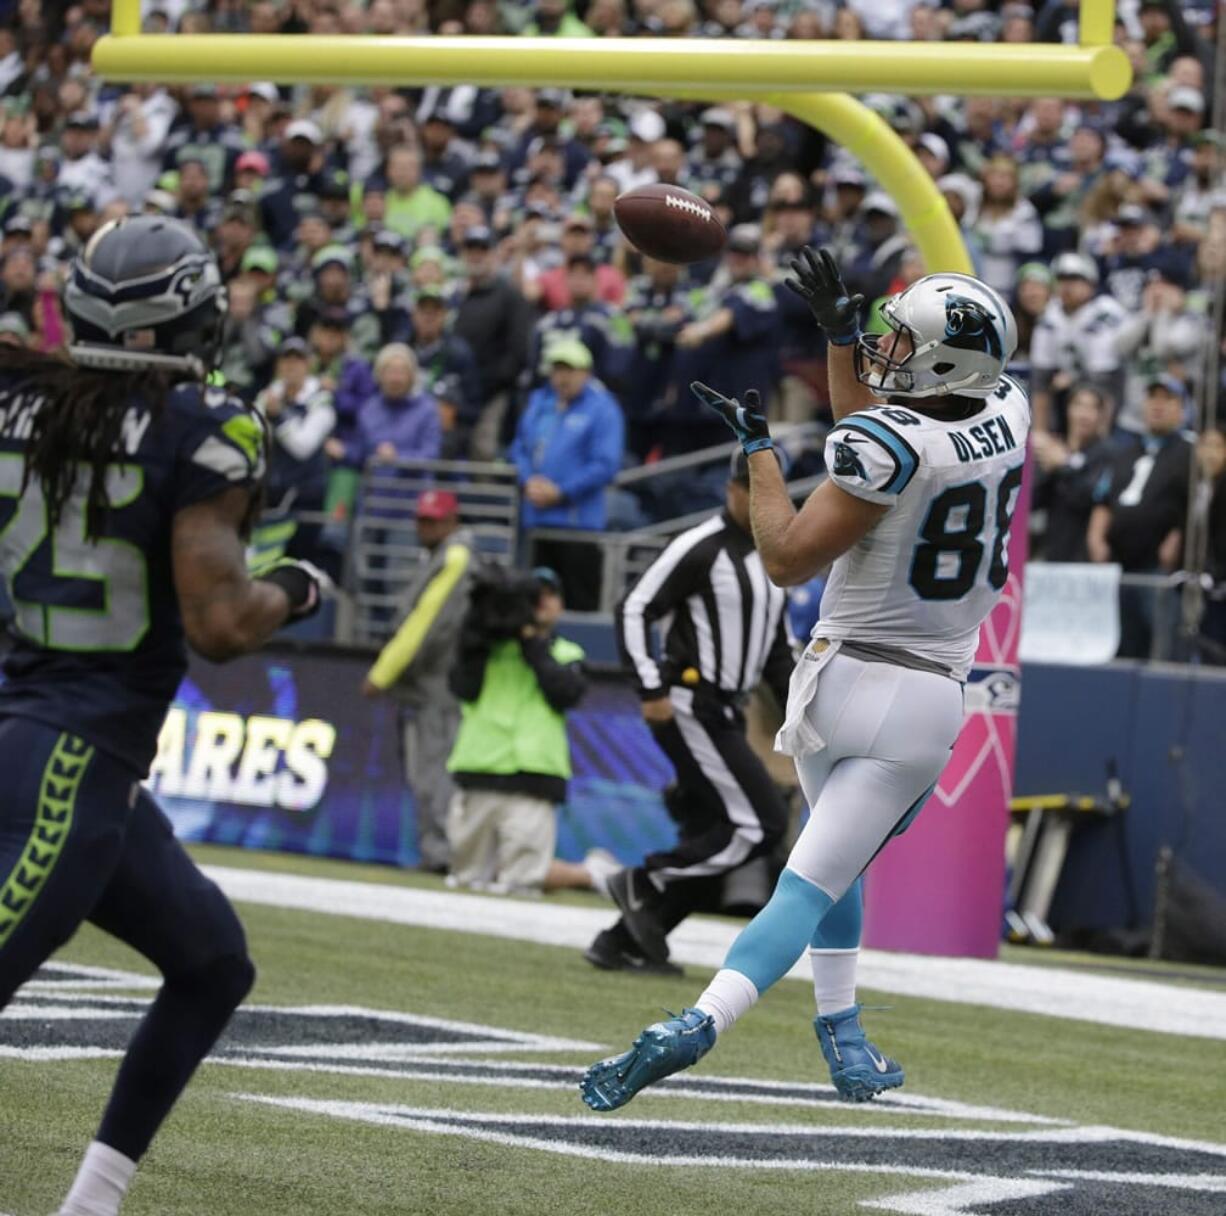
left=0, top=345, right=177, bottom=542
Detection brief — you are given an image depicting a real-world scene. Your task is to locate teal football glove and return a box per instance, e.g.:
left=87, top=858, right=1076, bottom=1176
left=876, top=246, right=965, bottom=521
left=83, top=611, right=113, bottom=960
left=690, top=382, right=773, bottom=455
left=784, top=245, right=864, bottom=346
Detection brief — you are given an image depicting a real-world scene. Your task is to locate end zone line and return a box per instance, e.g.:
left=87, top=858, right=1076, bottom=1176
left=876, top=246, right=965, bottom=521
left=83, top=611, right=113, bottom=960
left=201, top=864, right=1226, bottom=1042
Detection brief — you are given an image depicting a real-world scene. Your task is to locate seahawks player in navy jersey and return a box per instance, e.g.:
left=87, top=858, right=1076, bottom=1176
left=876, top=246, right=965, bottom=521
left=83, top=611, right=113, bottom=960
left=0, top=217, right=326, bottom=1216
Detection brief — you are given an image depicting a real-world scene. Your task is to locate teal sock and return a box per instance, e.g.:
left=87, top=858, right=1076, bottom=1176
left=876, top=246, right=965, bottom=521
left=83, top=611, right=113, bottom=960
left=810, top=877, right=862, bottom=950
left=724, top=868, right=834, bottom=994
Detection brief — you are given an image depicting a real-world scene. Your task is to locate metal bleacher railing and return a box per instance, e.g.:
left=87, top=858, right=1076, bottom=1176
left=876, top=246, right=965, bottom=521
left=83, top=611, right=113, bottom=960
left=332, top=422, right=828, bottom=642
left=523, top=466, right=829, bottom=615
left=525, top=422, right=829, bottom=613
left=338, top=458, right=520, bottom=645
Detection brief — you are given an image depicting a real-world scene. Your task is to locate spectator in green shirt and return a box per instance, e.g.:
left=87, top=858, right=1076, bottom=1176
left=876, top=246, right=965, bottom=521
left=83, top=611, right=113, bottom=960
left=522, top=0, right=595, bottom=37
left=373, top=144, right=452, bottom=242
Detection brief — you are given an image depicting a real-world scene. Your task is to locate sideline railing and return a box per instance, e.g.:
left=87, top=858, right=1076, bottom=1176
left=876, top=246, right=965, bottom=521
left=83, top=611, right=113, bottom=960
left=340, top=458, right=519, bottom=644
left=524, top=471, right=827, bottom=612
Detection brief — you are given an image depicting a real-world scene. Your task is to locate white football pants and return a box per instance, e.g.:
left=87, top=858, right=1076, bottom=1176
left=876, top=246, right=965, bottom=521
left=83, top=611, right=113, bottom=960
left=785, top=651, right=965, bottom=900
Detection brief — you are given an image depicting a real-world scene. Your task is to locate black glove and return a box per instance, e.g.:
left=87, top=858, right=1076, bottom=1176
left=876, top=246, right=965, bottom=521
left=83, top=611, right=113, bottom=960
left=690, top=381, right=772, bottom=455
left=256, top=558, right=331, bottom=621
left=784, top=246, right=864, bottom=346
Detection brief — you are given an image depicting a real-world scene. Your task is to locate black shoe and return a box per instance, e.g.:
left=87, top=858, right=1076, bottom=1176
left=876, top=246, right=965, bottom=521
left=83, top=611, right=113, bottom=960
left=606, top=868, right=671, bottom=965
left=619, top=952, right=685, bottom=977
left=583, top=929, right=685, bottom=977
left=583, top=929, right=628, bottom=970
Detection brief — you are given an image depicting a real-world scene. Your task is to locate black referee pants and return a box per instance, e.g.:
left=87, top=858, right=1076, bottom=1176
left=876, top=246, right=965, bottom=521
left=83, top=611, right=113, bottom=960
left=641, top=700, right=786, bottom=925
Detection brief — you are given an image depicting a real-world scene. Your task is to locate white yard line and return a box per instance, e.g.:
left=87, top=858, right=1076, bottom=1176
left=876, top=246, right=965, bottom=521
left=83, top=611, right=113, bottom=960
left=203, top=865, right=1226, bottom=1041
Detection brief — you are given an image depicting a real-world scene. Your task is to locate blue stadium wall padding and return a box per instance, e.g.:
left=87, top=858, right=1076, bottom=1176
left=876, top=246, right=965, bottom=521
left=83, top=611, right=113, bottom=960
left=1014, top=662, right=1226, bottom=933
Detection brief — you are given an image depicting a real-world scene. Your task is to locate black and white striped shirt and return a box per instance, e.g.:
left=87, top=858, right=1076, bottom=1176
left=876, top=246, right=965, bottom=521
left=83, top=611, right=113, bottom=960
left=617, top=511, right=792, bottom=705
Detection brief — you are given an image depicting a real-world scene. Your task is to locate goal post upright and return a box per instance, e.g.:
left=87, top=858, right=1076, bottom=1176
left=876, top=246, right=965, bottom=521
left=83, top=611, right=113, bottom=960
left=774, top=93, right=975, bottom=275
left=1078, top=0, right=1118, bottom=47
left=110, top=0, right=140, bottom=37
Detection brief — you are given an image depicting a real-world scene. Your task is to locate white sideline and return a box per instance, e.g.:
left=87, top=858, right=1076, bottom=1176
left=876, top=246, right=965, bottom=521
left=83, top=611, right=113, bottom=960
left=203, top=865, right=1226, bottom=1042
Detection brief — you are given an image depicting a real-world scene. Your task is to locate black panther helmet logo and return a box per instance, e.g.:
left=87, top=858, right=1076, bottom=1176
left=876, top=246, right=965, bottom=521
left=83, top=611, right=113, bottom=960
left=943, top=294, right=1002, bottom=359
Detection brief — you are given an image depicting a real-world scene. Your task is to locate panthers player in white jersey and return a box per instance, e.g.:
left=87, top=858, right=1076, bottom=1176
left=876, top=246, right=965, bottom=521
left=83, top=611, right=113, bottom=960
left=815, top=370, right=1028, bottom=679
left=582, top=247, right=1027, bottom=1112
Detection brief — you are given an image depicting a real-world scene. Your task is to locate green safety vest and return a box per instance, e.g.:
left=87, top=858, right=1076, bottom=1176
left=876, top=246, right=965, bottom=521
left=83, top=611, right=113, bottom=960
left=447, top=635, right=585, bottom=779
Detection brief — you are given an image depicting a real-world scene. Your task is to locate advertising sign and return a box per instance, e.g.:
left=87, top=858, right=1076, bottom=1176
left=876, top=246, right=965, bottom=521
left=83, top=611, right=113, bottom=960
left=149, top=648, right=677, bottom=868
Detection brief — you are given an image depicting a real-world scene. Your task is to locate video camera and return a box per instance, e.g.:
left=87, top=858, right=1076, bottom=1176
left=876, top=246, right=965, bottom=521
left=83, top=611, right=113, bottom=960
left=466, top=562, right=543, bottom=642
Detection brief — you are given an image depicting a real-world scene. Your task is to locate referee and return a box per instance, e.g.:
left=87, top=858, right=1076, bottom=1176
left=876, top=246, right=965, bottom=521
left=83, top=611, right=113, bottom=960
left=586, top=449, right=793, bottom=973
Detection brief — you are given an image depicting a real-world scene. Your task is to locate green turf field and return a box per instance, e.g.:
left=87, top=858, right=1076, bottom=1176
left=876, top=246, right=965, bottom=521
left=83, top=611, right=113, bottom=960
left=2, top=846, right=1224, bottom=1216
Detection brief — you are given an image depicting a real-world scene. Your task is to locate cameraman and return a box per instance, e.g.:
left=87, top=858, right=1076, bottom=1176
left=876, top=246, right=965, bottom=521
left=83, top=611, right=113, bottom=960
left=445, top=567, right=590, bottom=894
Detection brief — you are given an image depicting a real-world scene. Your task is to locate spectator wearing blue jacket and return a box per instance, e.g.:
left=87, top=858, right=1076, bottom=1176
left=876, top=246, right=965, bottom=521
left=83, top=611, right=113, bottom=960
left=510, top=337, right=624, bottom=610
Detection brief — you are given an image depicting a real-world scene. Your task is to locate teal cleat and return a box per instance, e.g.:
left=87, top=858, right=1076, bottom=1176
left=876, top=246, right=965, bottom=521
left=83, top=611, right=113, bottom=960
left=815, top=1004, right=904, bottom=1102
left=580, top=1008, right=716, bottom=1111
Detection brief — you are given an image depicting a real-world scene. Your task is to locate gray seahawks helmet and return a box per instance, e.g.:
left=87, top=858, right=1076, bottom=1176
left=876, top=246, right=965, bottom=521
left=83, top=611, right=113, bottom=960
left=855, top=272, right=1018, bottom=400
left=64, top=215, right=226, bottom=375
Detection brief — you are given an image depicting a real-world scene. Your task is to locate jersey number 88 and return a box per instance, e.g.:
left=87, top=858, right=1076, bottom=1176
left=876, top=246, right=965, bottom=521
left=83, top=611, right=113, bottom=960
left=909, top=465, right=1024, bottom=601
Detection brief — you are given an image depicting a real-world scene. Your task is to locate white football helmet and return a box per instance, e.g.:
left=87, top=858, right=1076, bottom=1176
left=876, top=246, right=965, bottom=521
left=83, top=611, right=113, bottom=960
left=855, top=272, right=1018, bottom=400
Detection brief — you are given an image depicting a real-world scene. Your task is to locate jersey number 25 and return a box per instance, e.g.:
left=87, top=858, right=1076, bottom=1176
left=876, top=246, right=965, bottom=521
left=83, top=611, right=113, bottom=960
left=0, top=456, right=148, bottom=652
left=909, top=465, right=1024, bottom=601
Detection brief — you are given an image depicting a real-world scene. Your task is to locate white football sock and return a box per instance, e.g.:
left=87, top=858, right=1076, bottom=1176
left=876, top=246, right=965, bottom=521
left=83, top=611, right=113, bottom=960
left=582, top=850, right=620, bottom=899
left=59, top=1141, right=137, bottom=1216
left=810, top=947, right=858, bottom=1016
left=696, top=968, right=759, bottom=1035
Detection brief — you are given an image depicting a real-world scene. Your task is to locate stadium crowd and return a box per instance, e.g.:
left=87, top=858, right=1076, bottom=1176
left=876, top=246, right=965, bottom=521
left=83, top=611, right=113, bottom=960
left=0, top=0, right=1222, bottom=649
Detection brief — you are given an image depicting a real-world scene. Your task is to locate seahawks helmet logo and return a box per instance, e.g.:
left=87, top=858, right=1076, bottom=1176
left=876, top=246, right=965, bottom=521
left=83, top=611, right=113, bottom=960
left=943, top=294, right=1002, bottom=359
left=832, top=437, right=868, bottom=480
left=171, top=266, right=204, bottom=304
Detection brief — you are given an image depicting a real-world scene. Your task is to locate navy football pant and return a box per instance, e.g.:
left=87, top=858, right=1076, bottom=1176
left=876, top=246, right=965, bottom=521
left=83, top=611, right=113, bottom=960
left=0, top=716, right=255, bottom=1160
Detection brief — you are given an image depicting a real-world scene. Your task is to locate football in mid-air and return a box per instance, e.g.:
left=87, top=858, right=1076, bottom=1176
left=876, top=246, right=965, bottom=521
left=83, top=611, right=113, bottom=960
left=613, top=184, right=727, bottom=264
